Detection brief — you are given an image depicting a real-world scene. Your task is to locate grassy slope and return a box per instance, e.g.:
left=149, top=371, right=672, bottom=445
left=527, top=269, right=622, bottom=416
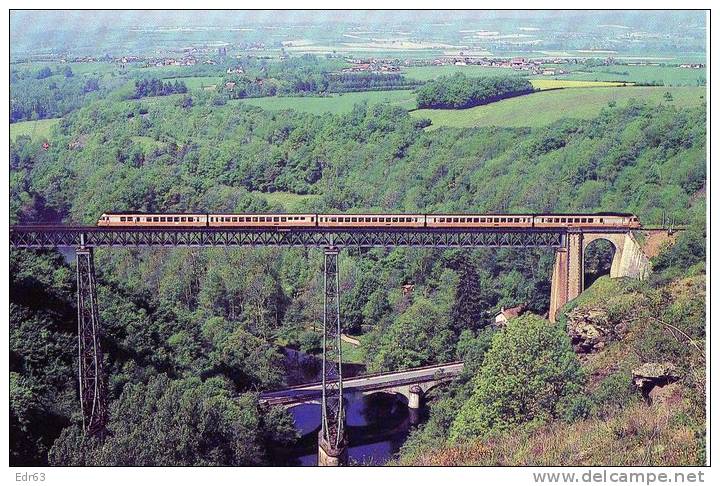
left=395, top=275, right=706, bottom=466
left=10, top=118, right=61, bottom=140
left=530, top=79, right=630, bottom=90
left=412, top=86, right=705, bottom=129
left=394, top=400, right=702, bottom=466
left=236, top=90, right=417, bottom=114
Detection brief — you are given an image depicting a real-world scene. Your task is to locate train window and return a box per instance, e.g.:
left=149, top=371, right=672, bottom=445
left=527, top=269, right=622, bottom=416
left=180, top=217, right=186, bottom=222
left=371, top=217, right=377, bottom=222
left=281, top=217, right=287, bottom=222
left=261, top=217, right=267, bottom=222
left=120, top=217, right=126, bottom=222
left=160, top=217, right=166, bottom=222
left=273, top=217, right=279, bottom=222
left=559, top=218, right=564, bottom=223
left=153, top=217, right=159, bottom=222
left=145, top=217, right=151, bottom=222
left=599, top=218, right=604, bottom=223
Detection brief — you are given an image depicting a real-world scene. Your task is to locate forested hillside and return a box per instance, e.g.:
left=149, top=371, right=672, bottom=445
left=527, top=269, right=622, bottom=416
left=10, top=91, right=706, bottom=466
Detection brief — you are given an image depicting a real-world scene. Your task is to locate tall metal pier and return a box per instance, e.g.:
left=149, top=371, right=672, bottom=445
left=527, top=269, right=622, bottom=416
left=75, top=247, right=108, bottom=437
left=318, top=247, right=346, bottom=465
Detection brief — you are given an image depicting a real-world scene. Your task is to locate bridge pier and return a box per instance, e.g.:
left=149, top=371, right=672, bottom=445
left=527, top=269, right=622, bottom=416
left=75, top=246, right=108, bottom=437
left=318, top=431, right=348, bottom=466
left=408, top=385, right=424, bottom=425
left=319, top=247, right=346, bottom=466
left=548, top=231, right=650, bottom=322
left=408, top=384, right=423, bottom=410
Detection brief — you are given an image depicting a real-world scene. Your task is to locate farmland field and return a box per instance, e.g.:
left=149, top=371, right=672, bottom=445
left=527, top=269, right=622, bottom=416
left=10, top=118, right=61, bottom=140
left=558, top=64, right=706, bottom=86
left=237, top=90, right=417, bottom=114
left=529, top=79, right=631, bottom=90
left=402, top=63, right=706, bottom=87
left=411, top=86, right=705, bottom=129
left=403, top=65, right=524, bottom=81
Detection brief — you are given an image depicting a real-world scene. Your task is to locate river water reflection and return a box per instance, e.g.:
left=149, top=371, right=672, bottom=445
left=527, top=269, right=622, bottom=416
left=273, top=348, right=427, bottom=466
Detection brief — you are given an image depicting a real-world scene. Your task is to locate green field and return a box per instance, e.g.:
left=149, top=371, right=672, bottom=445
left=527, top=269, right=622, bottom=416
left=559, top=64, right=706, bottom=86
left=10, top=118, right=61, bottom=140
left=403, top=65, right=524, bottom=81
left=401, top=63, right=706, bottom=87
left=163, top=76, right=224, bottom=90
left=411, top=86, right=705, bottom=129
left=237, top=90, right=418, bottom=114
left=529, top=79, right=631, bottom=90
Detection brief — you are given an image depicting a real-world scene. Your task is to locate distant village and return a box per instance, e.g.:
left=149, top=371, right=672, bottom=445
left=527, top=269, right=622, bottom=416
left=15, top=46, right=705, bottom=78
left=341, top=56, right=578, bottom=76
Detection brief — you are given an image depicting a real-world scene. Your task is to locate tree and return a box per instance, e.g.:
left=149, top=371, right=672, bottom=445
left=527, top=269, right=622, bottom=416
left=450, top=257, right=490, bottom=333
left=450, top=314, right=583, bottom=441
left=416, top=73, right=534, bottom=109
left=36, top=67, right=53, bottom=79
left=49, top=374, right=296, bottom=466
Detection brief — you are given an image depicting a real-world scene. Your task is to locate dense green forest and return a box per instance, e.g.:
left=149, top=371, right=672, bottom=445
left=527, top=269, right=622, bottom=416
left=416, top=73, right=535, bottom=109
left=9, top=81, right=706, bottom=465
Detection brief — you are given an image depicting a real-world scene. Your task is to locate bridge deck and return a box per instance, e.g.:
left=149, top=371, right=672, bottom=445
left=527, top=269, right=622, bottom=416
left=7, top=225, right=637, bottom=249
left=260, top=362, right=464, bottom=406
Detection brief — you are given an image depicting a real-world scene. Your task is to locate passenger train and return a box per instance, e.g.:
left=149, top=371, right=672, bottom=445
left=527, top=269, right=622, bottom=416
left=97, top=212, right=641, bottom=229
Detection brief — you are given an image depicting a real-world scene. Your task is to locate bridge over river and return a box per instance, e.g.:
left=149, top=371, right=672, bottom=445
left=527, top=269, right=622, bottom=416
left=261, top=361, right=464, bottom=408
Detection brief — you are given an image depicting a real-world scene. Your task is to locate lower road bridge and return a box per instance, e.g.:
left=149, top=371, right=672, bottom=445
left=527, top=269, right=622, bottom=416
left=260, top=361, right=464, bottom=410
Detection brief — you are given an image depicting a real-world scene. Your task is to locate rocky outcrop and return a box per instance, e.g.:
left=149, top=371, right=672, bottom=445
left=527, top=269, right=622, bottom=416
left=632, top=362, right=681, bottom=399
left=566, top=307, right=627, bottom=353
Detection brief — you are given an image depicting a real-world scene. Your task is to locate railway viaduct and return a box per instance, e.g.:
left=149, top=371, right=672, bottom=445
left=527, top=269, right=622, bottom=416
left=10, top=220, right=653, bottom=465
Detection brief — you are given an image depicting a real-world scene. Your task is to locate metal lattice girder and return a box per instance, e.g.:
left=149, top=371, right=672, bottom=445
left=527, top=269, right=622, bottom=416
left=9, top=226, right=580, bottom=249
left=76, top=247, right=108, bottom=437
left=321, top=248, right=345, bottom=451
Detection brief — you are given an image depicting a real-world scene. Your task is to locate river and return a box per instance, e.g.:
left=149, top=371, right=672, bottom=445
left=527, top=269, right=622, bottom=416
left=272, top=348, right=427, bottom=466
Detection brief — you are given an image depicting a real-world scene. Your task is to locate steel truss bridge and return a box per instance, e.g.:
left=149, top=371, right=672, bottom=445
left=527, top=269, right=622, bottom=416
left=9, top=225, right=570, bottom=249
left=9, top=223, right=631, bottom=464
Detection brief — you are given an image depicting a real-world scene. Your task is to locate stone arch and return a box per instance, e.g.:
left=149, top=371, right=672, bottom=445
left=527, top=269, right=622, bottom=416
left=582, top=236, right=619, bottom=289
